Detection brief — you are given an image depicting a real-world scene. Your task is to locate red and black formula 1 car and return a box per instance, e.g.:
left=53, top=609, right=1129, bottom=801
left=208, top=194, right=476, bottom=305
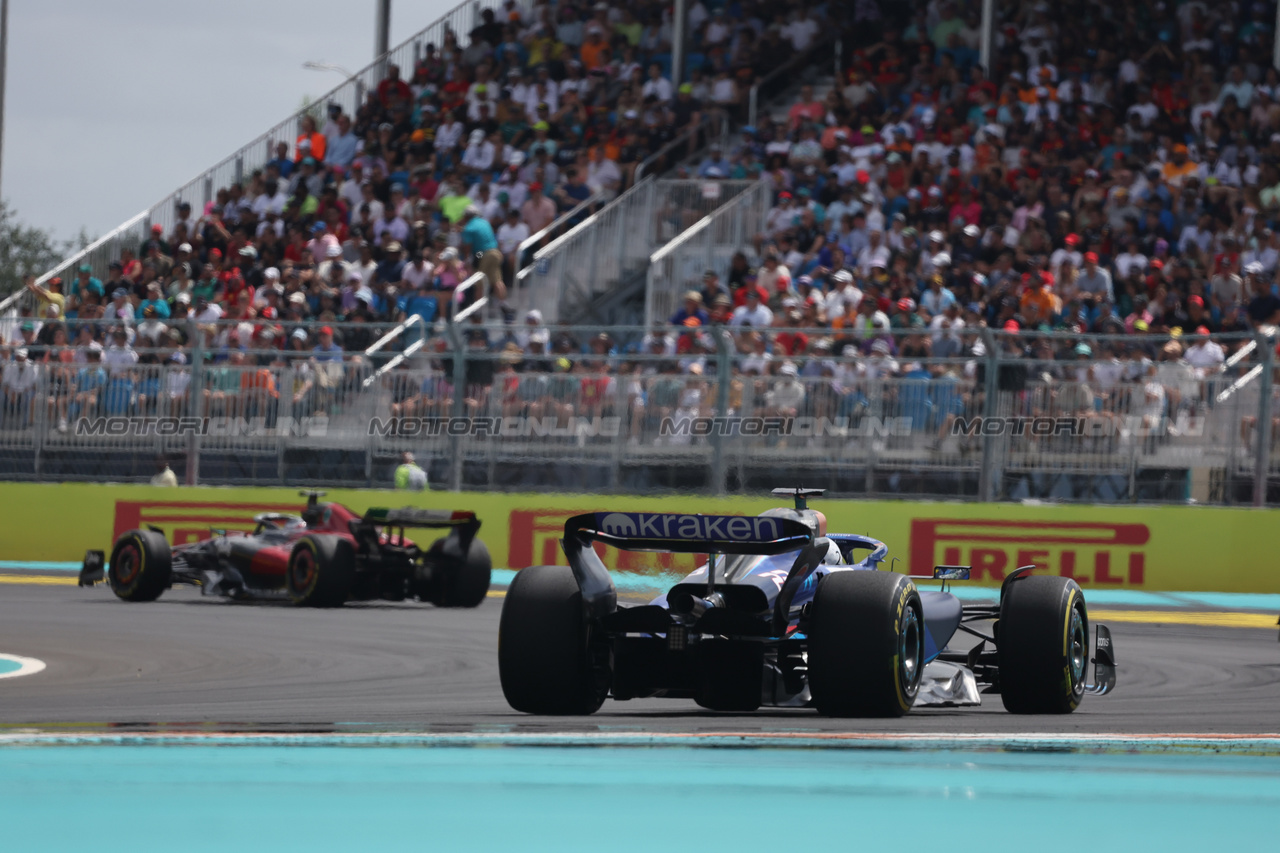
left=79, top=491, right=491, bottom=608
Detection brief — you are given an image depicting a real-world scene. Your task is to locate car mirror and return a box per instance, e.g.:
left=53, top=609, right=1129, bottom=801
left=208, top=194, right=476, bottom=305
left=933, top=565, right=971, bottom=580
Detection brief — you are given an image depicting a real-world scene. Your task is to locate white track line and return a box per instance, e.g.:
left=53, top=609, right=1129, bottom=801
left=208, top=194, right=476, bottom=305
left=0, top=654, right=47, bottom=680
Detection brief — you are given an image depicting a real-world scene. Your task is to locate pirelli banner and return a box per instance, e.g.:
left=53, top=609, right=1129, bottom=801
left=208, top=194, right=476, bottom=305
left=0, top=482, right=1276, bottom=593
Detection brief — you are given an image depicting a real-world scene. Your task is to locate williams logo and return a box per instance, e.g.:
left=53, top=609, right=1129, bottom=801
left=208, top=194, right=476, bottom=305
left=909, top=518, right=1149, bottom=585
left=599, top=513, right=638, bottom=535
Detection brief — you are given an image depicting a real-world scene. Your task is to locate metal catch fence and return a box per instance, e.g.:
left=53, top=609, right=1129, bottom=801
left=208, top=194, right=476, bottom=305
left=3, top=323, right=1278, bottom=504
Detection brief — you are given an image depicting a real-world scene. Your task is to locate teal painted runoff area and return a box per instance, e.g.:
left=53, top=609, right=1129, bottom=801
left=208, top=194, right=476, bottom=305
left=1, top=746, right=1278, bottom=851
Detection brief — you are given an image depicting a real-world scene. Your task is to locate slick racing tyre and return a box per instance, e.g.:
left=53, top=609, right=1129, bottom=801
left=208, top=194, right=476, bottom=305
left=108, top=529, right=173, bottom=602
left=499, top=565, right=607, bottom=715
left=287, top=535, right=355, bottom=607
left=420, top=535, right=492, bottom=608
left=808, top=570, right=924, bottom=717
left=998, top=575, right=1088, bottom=714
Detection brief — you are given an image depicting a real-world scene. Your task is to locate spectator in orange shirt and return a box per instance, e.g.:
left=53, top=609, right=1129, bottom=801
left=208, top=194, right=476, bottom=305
left=241, top=353, right=280, bottom=423
left=295, top=115, right=327, bottom=163
left=581, top=29, right=608, bottom=71
left=1019, top=273, right=1057, bottom=325
left=1161, top=144, right=1198, bottom=185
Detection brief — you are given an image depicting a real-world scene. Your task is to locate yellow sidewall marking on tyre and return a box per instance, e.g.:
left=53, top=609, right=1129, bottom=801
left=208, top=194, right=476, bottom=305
left=1063, top=588, right=1077, bottom=695
left=895, top=583, right=915, bottom=711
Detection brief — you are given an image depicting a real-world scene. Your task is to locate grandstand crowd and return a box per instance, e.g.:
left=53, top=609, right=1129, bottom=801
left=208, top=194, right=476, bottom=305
left=5, top=0, right=1280, bottom=440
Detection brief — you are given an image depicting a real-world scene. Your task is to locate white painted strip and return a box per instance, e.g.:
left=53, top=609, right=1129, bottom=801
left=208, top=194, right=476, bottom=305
left=0, top=653, right=47, bottom=680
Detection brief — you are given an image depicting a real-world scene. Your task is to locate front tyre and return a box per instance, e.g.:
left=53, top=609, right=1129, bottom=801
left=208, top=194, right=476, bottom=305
left=287, top=535, right=355, bottom=607
left=808, top=571, right=924, bottom=717
left=108, top=530, right=172, bottom=602
left=498, top=565, right=607, bottom=715
left=998, top=576, right=1088, bottom=714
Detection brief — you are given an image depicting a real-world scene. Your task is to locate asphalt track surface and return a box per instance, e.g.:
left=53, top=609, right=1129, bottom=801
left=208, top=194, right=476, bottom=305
left=1, top=574, right=1278, bottom=733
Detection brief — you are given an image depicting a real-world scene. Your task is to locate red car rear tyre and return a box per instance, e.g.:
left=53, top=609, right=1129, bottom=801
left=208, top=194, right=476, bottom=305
left=287, top=535, right=355, bottom=607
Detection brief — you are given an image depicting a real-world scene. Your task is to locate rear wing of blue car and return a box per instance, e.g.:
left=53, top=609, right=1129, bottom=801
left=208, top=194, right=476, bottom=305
left=559, top=512, right=817, bottom=622
left=563, top=512, right=814, bottom=555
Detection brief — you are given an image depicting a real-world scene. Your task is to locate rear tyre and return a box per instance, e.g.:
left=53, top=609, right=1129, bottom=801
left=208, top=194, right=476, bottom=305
left=421, top=535, right=492, bottom=608
left=998, top=576, right=1088, bottom=714
left=287, top=535, right=355, bottom=607
left=808, top=571, right=923, bottom=717
left=108, top=530, right=172, bottom=602
left=499, top=565, right=607, bottom=715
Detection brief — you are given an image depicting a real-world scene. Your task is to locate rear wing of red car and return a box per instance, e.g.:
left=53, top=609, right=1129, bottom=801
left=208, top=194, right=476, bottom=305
left=362, top=508, right=478, bottom=528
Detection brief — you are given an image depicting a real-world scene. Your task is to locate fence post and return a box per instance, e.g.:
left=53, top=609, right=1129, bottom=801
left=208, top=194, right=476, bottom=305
left=279, top=365, right=292, bottom=486
left=186, top=319, right=204, bottom=486
left=978, top=328, right=999, bottom=502
left=234, top=155, right=244, bottom=187
left=1253, top=332, right=1274, bottom=507
left=711, top=327, right=733, bottom=495
left=32, top=371, right=46, bottom=479
left=584, top=221, right=600, bottom=318
left=447, top=322, right=467, bottom=491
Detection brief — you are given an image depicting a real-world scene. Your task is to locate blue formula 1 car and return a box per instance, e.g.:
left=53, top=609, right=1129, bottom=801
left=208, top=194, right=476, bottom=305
left=499, top=488, right=1116, bottom=717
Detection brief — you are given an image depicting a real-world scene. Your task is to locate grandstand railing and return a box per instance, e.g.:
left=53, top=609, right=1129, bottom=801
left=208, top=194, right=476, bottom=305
left=514, top=192, right=605, bottom=269
left=634, top=112, right=730, bottom=183
left=644, top=180, right=771, bottom=326
left=511, top=179, right=756, bottom=323
left=1, top=324, right=1276, bottom=504
left=26, top=0, right=532, bottom=298
left=747, top=33, right=839, bottom=128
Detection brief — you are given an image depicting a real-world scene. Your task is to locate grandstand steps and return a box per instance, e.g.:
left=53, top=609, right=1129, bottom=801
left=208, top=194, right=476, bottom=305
left=569, top=265, right=649, bottom=326
left=516, top=180, right=758, bottom=325
left=759, top=73, right=837, bottom=127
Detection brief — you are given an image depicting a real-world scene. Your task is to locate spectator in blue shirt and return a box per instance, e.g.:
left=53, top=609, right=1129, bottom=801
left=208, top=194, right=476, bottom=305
left=312, top=326, right=344, bottom=362
left=556, top=168, right=593, bottom=224
left=137, top=282, right=172, bottom=319
left=399, top=286, right=438, bottom=324
left=697, top=145, right=730, bottom=178
left=70, top=264, right=104, bottom=308
left=376, top=242, right=407, bottom=287
left=325, top=114, right=359, bottom=169
left=669, top=291, right=710, bottom=326
left=266, top=141, right=294, bottom=178
left=461, top=204, right=509, bottom=312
